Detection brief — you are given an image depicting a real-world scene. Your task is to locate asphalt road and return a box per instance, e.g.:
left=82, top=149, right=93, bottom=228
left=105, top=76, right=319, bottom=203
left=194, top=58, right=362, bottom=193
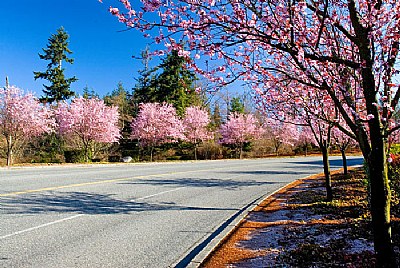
left=0, top=156, right=363, bottom=268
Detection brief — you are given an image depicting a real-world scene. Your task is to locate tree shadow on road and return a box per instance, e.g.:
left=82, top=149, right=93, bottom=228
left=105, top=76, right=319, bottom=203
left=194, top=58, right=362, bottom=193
left=291, top=158, right=363, bottom=168
left=122, top=176, right=281, bottom=190
left=225, top=170, right=310, bottom=176
left=0, top=191, right=238, bottom=215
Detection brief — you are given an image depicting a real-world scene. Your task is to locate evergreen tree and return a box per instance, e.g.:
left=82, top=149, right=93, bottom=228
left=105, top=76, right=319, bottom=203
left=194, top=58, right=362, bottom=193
left=104, top=82, right=132, bottom=134
left=34, top=27, right=77, bottom=103
left=229, top=97, right=245, bottom=114
left=133, top=48, right=202, bottom=116
left=211, top=103, right=222, bottom=129
left=155, top=50, right=200, bottom=116
left=82, top=86, right=99, bottom=99
left=132, top=47, right=158, bottom=113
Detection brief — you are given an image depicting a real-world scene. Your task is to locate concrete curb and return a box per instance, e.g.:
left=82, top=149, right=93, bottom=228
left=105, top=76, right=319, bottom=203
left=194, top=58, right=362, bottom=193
left=170, top=175, right=310, bottom=268
left=173, top=166, right=363, bottom=267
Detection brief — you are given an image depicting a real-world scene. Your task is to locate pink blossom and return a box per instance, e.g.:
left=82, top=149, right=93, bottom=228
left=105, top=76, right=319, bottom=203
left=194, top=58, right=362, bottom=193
left=183, top=106, right=212, bottom=144
left=131, top=102, right=185, bottom=147
left=109, top=7, right=119, bottom=15
left=183, top=106, right=212, bottom=159
left=0, top=86, right=55, bottom=165
left=220, top=112, right=262, bottom=158
left=56, top=97, right=121, bottom=161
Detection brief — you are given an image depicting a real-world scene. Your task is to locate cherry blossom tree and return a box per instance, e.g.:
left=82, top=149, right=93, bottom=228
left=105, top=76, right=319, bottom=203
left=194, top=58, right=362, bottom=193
left=0, top=85, right=54, bottom=166
left=131, top=102, right=184, bottom=161
left=257, top=85, right=338, bottom=201
left=55, top=97, right=120, bottom=162
left=296, top=126, right=317, bottom=157
left=220, top=112, right=261, bottom=159
left=332, top=125, right=357, bottom=175
left=105, top=0, right=400, bottom=264
left=183, top=106, right=212, bottom=160
left=304, top=115, right=335, bottom=202
left=265, top=119, right=299, bottom=156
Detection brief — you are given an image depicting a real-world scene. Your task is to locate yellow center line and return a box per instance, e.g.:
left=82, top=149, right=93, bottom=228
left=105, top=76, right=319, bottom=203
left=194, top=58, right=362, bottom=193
left=0, top=164, right=249, bottom=197
left=0, top=173, right=178, bottom=197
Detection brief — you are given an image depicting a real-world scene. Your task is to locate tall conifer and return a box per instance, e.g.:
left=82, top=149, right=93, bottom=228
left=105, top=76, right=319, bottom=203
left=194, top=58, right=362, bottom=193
left=34, top=27, right=77, bottom=103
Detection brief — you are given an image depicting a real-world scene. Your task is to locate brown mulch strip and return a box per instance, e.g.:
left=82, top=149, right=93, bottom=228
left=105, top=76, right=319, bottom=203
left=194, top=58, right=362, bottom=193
left=201, top=168, right=400, bottom=267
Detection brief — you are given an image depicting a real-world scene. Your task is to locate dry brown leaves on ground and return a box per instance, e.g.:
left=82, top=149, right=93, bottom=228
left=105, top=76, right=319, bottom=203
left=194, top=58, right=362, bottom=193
left=201, top=168, right=400, bottom=268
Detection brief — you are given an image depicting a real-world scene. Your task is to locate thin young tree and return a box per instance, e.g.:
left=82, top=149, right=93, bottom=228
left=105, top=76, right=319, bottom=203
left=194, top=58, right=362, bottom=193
left=332, top=126, right=357, bottom=175
left=132, top=47, right=158, bottom=114
left=220, top=112, right=261, bottom=159
left=34, top=27, right=77, bottom=104
left=183, top=106, right=212, bottom=160
left=265, top=118, right=299, bottom=156
left=303, top=114, right=335, bottom=202
left=296, top=126, right=317, bottom=156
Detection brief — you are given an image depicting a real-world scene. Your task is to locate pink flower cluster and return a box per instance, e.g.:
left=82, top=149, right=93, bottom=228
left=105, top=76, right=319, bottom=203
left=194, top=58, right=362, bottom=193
left=130, top=102, right=185, bottom=146
left=56, top=97, right=121, bottom=144
left=0, top=86, right=54, bottom=140
left=220, top=112, right=262, bottom=145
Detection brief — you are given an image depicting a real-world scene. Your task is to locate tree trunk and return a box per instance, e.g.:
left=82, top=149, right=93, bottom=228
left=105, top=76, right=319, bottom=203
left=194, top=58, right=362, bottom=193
left=239, top=143, right=243, bottom=159
left=150, top=146, right=154, bottom=162
left=321, top=144, right=333, bottom=202
left=341, top=148, right=348, bottom=175
left=194, top=143, right=198, bottom=160
left=6, top=134, right=13, bottom=166
left=367, top=137, right=396, bottom=267
left=354, top=20, right=397, bottom=266
left=275, top=143, right=280, bottom=156
left=83, top=142, right=90, bottom=163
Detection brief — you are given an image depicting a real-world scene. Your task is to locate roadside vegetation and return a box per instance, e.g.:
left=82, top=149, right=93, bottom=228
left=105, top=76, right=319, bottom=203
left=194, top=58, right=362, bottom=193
left=202, top=164, right=400, bottom=267
left=1, top=29, right=354, bottom=166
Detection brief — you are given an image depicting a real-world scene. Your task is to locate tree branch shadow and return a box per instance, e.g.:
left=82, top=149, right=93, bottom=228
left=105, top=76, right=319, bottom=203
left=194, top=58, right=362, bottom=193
left=0, top=191, right=237, bottom=215
left=122, top=176, right=280, bottom=190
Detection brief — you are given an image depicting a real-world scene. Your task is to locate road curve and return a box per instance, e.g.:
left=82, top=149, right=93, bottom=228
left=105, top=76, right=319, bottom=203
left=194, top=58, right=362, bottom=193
left=0, top=156, right=363, bottom=268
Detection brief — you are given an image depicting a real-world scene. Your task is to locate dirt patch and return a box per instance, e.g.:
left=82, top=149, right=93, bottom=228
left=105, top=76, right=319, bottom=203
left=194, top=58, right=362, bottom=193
left=201, top=168, right=400, bottom=267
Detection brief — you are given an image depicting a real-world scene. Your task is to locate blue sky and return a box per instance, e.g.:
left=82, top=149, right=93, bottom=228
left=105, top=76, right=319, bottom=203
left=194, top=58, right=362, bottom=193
left=0, top=0, right=149, bottom=97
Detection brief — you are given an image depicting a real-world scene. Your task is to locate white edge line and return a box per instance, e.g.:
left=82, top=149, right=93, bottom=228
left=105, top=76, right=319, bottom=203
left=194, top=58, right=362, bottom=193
left=131, top=187, right=186, bottom=202
left=0, top=214, right=83, bottom=240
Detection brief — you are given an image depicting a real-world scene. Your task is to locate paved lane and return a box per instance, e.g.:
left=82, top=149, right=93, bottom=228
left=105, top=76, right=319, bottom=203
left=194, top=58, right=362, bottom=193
left=0, top=156, right=363, bottom=267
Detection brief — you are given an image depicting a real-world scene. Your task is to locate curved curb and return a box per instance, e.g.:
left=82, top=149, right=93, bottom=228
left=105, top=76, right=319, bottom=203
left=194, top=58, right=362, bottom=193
left=173, top=166, right=361, bottom=268
left=170, top=194, right=266, bottom=268
left=169, top=174, right=316, bottom=268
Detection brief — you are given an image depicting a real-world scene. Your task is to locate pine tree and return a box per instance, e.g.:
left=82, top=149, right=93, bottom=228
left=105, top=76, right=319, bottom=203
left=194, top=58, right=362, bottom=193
left=211, top=103, right=222, bottom=129
left=34, top=27, right=77, bottom=103
left=229, top=97, right=245, bottom=114
left=155, top=50, right=200, bottom=116
left=104, top=82, right=132, bottom=133
left=132, top=47, right=158, bottom=114
left=82, top=86, right=99, bottom=99
left=133, top=48, right=202, bottom=116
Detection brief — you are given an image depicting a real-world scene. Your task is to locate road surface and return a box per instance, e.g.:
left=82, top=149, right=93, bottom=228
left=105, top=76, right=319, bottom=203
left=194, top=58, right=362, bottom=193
left=0, top=156, right=363, bottom=267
